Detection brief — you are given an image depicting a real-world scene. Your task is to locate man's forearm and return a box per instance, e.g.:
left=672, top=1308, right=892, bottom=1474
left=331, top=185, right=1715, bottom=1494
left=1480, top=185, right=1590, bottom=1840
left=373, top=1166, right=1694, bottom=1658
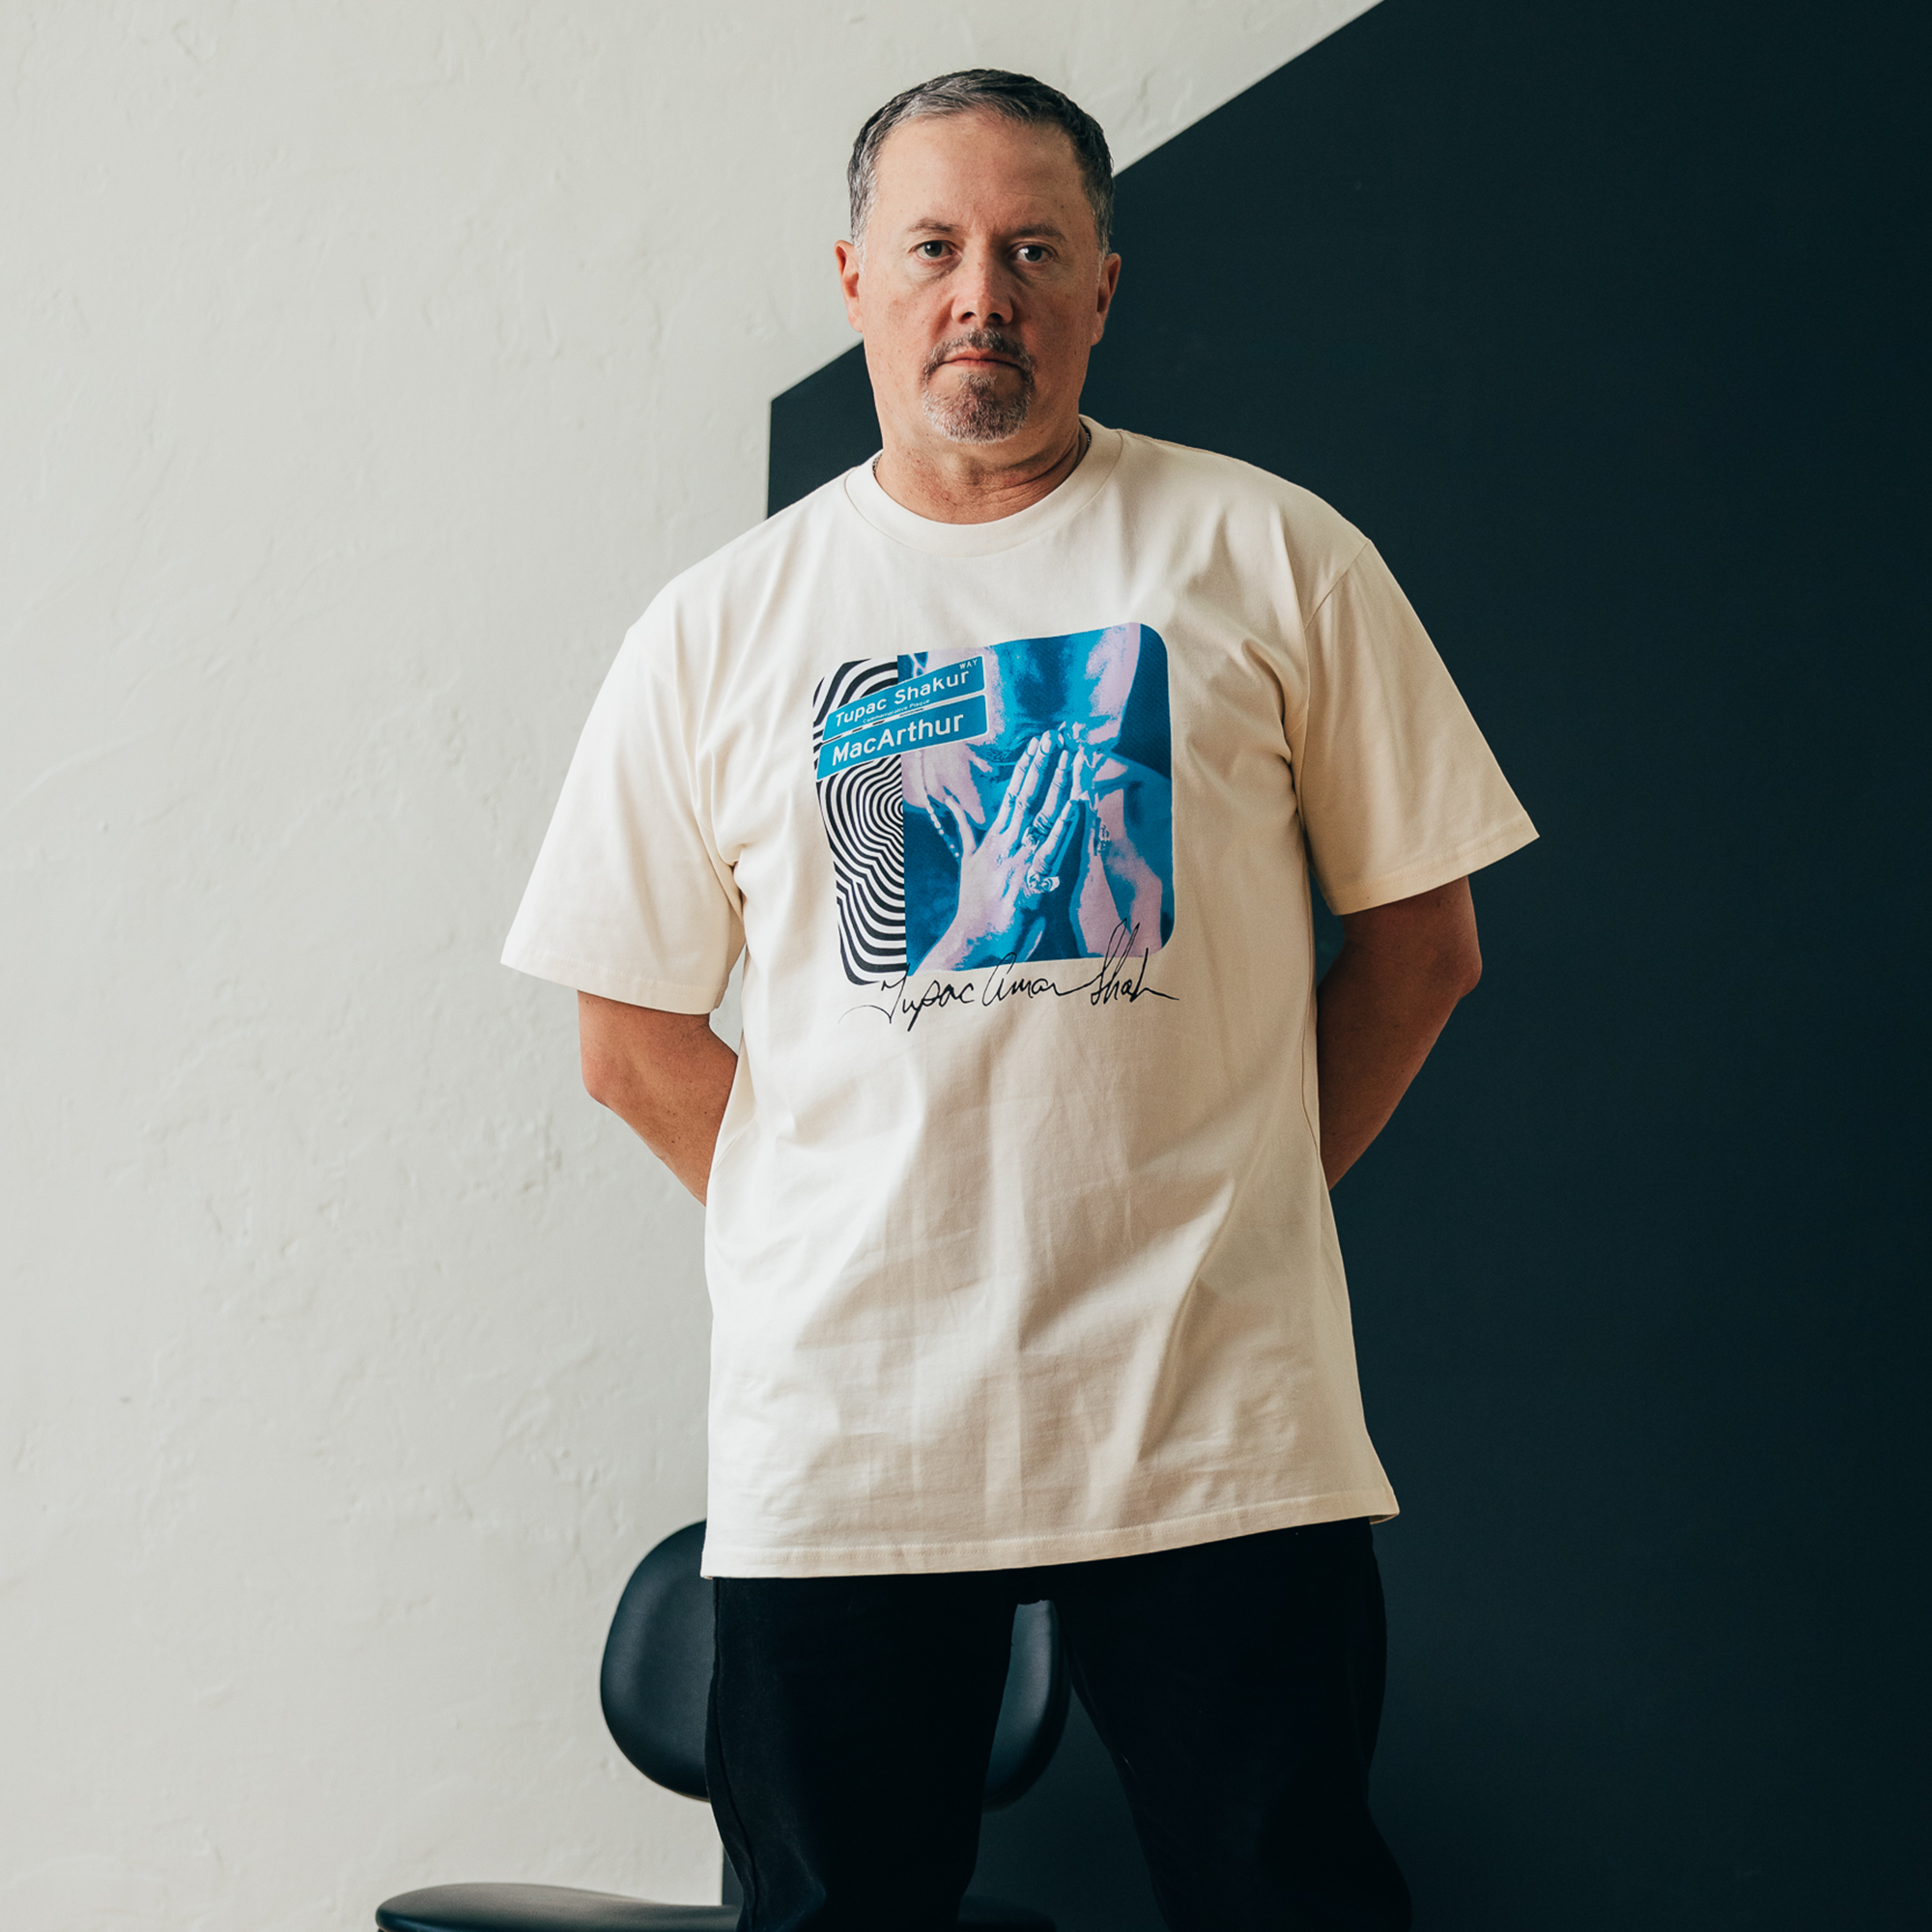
left=578, top=992, right=738, bottom=1204
left=1316, top=877, right=1482, bottom=1190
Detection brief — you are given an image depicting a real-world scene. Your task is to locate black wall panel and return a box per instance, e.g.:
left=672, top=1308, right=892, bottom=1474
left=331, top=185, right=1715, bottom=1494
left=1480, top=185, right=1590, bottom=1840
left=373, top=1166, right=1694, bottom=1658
left=767, top=4, right=1927, bottom=1926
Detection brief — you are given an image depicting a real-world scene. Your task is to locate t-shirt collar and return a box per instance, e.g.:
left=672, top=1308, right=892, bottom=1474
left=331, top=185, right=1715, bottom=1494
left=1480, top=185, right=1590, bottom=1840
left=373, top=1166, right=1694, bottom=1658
left=841, top=417, right=1123, bottom=556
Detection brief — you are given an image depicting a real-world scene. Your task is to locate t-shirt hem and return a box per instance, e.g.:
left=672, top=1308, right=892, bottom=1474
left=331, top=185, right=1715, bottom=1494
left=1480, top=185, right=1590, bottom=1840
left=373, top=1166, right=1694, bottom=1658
left=698, top=1485, right=1400, bottom=1578
left=499, top=942, right=723, bottom=1014
left=1321, top=813, right=1539, bottom=917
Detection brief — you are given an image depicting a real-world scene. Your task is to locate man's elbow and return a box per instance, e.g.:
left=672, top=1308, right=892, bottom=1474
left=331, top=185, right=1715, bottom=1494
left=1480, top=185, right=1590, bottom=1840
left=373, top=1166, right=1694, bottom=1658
left=580, top=1043, right=626, bottom=1113
left=1442, top=934, right=1483, bottom=1005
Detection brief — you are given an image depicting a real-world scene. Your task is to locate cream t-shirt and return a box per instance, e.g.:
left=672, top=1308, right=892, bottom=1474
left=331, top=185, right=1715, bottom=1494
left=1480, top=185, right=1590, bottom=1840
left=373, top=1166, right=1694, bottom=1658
left=503, top=422, right=1537, bottom=1577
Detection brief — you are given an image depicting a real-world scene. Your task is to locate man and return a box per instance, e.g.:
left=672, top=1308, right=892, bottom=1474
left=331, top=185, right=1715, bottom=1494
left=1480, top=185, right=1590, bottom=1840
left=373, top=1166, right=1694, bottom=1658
left=504, top=69, right=1535, bottom=1932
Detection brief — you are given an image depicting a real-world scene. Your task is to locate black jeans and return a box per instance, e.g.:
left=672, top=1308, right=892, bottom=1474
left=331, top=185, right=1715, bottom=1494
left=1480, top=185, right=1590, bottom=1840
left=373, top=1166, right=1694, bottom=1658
left=706, top=1518, right=1411, bottom=1932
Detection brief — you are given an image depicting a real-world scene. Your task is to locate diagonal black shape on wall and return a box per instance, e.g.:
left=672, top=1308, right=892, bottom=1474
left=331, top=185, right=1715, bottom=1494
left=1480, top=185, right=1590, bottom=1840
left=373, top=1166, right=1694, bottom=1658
left=764, top=4, right=1926, bottom=1929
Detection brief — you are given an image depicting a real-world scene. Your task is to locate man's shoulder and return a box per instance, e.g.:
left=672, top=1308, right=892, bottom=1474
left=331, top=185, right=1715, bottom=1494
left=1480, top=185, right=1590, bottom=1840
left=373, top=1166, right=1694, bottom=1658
left=1113, top=426, right=1367, bottom=554
left=647, top=470, right=856, bottom=625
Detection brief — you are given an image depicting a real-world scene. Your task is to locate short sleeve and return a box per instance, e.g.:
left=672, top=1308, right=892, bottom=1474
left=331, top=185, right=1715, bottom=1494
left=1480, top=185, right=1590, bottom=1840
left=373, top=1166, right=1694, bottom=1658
left=1293, top=543, right=1538, bottom=915
left=500, top=609, right=744, bottom=1012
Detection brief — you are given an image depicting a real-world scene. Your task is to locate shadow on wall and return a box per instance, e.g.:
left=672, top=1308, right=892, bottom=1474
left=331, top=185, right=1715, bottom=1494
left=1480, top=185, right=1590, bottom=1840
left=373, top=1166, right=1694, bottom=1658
left=771, top=3, right=1926, bottom=1928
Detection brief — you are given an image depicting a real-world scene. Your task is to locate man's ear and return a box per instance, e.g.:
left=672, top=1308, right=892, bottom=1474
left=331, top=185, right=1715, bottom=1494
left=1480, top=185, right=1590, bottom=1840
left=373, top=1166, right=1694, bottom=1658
left=1092, top=252, right=1122, bottom=344
left=835, top=239, right=865, bottom=332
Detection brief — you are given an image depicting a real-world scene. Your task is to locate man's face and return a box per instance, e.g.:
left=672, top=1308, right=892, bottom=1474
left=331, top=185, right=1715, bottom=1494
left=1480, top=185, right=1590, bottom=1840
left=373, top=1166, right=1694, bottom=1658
left=837, top=111, right=1120, bottom=458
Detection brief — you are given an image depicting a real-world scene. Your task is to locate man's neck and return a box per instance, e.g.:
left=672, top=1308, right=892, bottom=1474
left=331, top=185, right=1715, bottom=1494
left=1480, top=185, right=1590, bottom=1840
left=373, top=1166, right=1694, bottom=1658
left=871, top=416, right=1091, bottom=526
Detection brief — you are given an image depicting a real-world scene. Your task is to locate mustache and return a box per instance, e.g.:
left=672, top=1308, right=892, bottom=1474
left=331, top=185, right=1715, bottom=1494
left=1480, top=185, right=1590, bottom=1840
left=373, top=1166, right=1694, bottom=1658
left=922, top=329, right=1036, bottom=381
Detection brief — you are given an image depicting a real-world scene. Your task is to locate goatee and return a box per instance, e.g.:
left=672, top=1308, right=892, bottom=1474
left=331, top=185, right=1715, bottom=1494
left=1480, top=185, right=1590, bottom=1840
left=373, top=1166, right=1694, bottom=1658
left=921, top=330, right=1036, bottom=444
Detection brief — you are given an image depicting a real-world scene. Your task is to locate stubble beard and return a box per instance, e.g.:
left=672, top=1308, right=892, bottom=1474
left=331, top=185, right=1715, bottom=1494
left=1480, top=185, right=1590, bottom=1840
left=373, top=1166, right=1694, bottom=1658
left=920, top=331, right=1036, bottom=444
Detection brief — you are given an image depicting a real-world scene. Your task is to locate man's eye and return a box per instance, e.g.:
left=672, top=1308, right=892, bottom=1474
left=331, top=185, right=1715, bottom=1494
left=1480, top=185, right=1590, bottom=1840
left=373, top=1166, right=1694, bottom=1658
left=916, top=242, right=949, bottom=259
left=1016, top=245, right=1049, bottom=264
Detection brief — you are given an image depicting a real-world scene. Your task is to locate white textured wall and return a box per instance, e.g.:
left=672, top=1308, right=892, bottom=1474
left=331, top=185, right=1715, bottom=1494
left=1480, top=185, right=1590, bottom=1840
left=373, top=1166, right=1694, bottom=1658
left=0, top=4, right=1375, bottom=1926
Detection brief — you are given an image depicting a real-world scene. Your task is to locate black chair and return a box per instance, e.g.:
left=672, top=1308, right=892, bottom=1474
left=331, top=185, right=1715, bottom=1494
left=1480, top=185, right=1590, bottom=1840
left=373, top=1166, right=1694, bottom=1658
left=377, top=1520, right=1070, bottom=1932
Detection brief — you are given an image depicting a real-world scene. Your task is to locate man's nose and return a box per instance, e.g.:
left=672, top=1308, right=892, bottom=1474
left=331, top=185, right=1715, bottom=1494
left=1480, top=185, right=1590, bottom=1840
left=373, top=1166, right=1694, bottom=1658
left=951, top=248, right=1014, bottom=327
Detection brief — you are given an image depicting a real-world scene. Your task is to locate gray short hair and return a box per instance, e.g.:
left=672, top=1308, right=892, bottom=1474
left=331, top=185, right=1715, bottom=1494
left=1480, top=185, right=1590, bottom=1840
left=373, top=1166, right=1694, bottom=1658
left=847, top=70, right=1115, bottom=253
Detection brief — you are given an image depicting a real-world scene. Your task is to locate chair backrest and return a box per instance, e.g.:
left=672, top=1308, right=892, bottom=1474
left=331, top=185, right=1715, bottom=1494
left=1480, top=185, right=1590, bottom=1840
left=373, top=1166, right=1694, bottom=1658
left=599, top=1520, right=1069, bottom=1809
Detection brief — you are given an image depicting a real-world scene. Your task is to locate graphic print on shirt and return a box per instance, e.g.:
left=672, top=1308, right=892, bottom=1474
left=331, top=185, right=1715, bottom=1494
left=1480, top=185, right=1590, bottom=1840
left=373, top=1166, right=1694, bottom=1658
left=810, top=657, right=908, bottom=981
left=810, top=625, right=1174, bottom=990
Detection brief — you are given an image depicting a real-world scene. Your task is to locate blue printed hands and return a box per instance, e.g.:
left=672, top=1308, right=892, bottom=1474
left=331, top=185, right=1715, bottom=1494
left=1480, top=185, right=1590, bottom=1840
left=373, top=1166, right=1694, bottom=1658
left=917, top=730, right=1088, bottom=972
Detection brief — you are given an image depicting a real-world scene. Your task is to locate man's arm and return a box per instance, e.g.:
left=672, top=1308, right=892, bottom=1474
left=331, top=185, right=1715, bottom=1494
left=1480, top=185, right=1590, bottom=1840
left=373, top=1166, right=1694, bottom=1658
left=578, top=992, right=737, bottom=1204
left=576, top=874, right=1478, bottom=1203
left=1316, top=875, right=1483, bottom=1190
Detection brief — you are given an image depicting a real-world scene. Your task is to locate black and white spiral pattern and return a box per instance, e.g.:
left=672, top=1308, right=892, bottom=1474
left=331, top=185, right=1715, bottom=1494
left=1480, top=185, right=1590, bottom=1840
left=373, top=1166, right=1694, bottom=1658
left=811, top=658, right=905, bottom=983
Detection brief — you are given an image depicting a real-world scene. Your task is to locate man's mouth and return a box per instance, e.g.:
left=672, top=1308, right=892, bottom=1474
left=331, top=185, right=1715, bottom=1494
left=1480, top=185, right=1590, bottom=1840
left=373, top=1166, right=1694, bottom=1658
left=923, top=331, right=1035, bottom=381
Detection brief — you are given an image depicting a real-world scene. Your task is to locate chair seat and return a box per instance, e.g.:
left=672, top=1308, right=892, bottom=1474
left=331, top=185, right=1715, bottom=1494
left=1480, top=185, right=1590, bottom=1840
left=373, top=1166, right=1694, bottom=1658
left=376, top=1887, right=735, bottom=1932
left=375, top=1881, right=1052, bottom=1932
